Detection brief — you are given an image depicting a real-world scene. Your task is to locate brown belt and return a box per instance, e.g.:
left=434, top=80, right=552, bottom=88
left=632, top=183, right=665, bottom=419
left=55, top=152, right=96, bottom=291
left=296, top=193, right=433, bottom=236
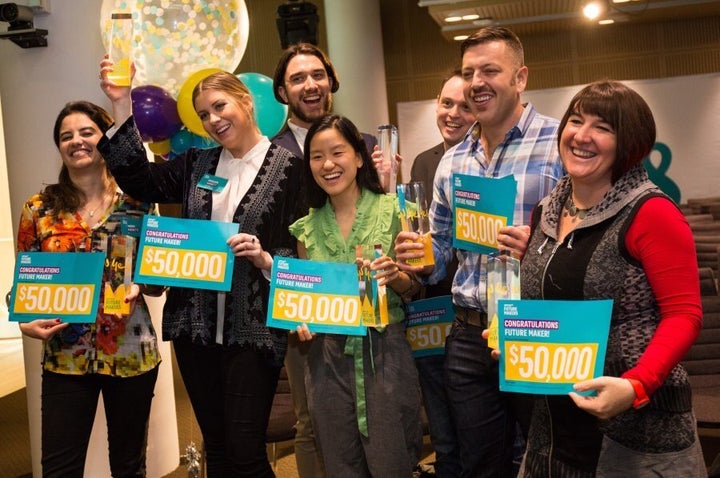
left=455, top=307, right=488, bottom=328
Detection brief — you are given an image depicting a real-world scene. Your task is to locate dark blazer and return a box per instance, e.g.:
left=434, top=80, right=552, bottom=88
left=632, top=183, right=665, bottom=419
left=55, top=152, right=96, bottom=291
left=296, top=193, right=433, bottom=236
left=272, top=126, right=378, bottom=158
left=410, top=142, right=445, bottom=197
left=98, top=118, right=306, bottom=364
left=410, top=142, right=457, bottom=298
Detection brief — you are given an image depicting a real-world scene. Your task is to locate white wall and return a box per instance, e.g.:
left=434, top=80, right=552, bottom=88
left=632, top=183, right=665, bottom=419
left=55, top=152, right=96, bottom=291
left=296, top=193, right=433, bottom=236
left=0, top=2, right=178, bottom=476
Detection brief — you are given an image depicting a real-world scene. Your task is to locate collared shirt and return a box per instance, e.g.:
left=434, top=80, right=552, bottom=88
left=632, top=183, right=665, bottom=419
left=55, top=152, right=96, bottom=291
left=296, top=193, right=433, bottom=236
left=427, top=102, right=564, bottom=311
left=212, top=137, right=270, bottom=222
left=287, top=120, right=308, bottom=154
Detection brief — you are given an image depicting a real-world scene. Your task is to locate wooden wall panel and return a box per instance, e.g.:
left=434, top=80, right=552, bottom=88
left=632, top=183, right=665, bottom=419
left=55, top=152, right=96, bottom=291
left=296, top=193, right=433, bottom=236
left=235, top=1, right=719, bottom=127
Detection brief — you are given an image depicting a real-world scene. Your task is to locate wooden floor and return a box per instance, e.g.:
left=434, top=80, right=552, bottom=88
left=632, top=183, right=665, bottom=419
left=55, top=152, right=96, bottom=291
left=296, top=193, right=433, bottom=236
left=0, top=337, right=26, bottom=398
left=0, top=337, right=302, bottom=478
left=0, top=336, right=435, bottom=477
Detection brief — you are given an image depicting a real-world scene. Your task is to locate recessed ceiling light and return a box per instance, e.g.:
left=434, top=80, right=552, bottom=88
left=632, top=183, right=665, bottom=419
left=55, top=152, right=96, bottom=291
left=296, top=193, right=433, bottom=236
left=445, top=15, right=462, bottom=23
left=462, top=14, right=480, bottom=21
left=598, top=18, right=615, bottom=24
left=454, top=34, right=469, bottom=41
left=583, top=2, right=603, bottom=20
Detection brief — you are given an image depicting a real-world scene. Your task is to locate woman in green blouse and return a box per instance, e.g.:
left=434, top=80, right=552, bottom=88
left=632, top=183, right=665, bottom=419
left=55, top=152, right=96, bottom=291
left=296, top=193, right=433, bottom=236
left=290, top=115, right=422, bottom=477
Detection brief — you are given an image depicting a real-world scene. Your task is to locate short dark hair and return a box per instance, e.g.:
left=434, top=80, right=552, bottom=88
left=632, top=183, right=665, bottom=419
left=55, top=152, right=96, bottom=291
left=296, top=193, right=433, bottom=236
left=273, top=43, right=340, bottom=104
left=558, top=80, right=656, bottom=183
left=303, top=115, right=383, bottom=208
left=460, top=26, right=524, bottom=68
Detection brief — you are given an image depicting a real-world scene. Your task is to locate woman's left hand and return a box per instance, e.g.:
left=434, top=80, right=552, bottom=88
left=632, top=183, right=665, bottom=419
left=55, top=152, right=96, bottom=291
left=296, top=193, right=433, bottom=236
left=228, top=233, right=272, bottom=271
left=123, top=283, right=142, bottom=302
left=371, top=255, right=401, bottom=287
left=569, top=376, right=636, bottom=419
left=109, top=282, right=141, bottom=320
left=294, top=323, right=315, bottom=342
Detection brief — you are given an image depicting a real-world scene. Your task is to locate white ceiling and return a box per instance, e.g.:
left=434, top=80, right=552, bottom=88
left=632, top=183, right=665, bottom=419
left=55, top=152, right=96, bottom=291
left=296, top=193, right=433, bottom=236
left=418, top=0, right=720, bottom=40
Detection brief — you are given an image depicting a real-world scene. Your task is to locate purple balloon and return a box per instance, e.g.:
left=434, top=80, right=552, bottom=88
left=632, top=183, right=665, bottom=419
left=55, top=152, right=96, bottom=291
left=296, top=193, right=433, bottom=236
left=130, top=85, right=183, bottom=142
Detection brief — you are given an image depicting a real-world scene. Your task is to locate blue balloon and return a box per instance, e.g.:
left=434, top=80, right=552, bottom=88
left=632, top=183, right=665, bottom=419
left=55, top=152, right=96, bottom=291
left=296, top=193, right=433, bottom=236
left=193, top=135, right=219, bottom=150
left=169, top=128, right=195, bottom=155
left=237, top=72, right=288, bottom=137
left=130, top=85, right=183, bottom=142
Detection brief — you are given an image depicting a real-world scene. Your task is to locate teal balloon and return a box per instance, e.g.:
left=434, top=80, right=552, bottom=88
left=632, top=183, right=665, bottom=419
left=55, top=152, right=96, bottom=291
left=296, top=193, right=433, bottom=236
left=193, top=134, right=219, bottom=150
left=237, top=72, right=288, bottom=137
left=170, top=128, right=195, bottom=155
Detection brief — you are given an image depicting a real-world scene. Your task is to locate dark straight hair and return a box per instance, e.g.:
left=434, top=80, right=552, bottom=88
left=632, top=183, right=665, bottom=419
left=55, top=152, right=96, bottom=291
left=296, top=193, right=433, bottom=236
left=303, top=114, right=383, bottom=208
left=558, top=80, right=656, bottom=183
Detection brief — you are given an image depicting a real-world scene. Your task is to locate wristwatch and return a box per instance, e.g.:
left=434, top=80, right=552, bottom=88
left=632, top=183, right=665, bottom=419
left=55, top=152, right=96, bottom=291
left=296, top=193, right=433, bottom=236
left=627, top=378, right=650, bottom=409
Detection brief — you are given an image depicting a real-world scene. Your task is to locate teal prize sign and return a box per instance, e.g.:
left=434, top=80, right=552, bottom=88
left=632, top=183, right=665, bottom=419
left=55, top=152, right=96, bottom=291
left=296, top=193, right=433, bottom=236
left=498, top=299, right=613, bottom=395
left=135, top=216, right=238, bottom=291
left=267, top=256, right=367, bottom=336
left=405, top=295, right=454, bottom=358
left=10, top=252, right=105, bottom=323
left=452, top=173, right=517, bottom=255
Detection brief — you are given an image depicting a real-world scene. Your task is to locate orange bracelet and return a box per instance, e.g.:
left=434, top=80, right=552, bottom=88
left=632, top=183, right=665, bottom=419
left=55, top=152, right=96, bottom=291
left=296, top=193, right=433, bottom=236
left=627, top=378, right=650, bottom=409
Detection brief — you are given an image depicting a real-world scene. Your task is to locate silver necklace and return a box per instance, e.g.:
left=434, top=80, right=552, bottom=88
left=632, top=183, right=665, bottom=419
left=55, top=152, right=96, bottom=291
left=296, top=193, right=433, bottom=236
left=82, top=196, right=107, bottom=218
left=563, top=195, right=590, bottom=221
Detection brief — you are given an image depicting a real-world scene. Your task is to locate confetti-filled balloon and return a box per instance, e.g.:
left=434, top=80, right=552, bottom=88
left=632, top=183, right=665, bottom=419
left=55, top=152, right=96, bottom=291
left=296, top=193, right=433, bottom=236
left=100, top=0, right=249, bottom=97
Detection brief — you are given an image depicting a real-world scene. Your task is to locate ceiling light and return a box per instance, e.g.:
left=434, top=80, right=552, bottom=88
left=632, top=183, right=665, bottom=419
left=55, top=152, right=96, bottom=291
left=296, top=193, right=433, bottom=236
left=462, top=14, right=480, bottom=21
left=445, top=15, right=462, bottom=22
left=453, top=34, right=469, bottom=41
left=583, top=2, right=604, bottom=20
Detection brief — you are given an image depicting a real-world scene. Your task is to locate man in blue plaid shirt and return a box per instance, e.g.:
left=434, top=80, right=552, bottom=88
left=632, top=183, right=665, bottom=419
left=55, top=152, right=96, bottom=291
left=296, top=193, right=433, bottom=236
left=397, top=26, right=564, bottom=477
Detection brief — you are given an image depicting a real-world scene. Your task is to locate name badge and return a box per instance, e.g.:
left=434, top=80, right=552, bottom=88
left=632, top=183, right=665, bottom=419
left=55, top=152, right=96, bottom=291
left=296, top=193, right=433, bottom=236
left=197, top=174, right=228, bottom=192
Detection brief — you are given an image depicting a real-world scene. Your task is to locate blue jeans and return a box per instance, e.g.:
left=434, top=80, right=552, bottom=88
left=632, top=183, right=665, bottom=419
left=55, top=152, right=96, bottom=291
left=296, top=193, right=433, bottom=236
left=445, top=318, right=517, bottom=478
left=415, top=354, right=461, bottom=478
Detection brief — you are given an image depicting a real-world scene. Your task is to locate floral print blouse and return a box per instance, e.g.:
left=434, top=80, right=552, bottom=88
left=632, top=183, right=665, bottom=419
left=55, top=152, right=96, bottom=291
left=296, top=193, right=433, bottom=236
left=16, top=192, right=160, bottom=377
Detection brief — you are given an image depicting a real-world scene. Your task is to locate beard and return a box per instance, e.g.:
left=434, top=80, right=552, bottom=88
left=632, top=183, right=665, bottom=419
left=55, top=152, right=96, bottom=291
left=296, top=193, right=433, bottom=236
left=289, top=95, right=333, bottom=125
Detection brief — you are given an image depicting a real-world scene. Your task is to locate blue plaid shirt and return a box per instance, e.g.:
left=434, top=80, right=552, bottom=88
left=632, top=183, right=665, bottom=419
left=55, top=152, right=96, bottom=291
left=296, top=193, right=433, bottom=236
left=427, top=103, right=564, bottom=311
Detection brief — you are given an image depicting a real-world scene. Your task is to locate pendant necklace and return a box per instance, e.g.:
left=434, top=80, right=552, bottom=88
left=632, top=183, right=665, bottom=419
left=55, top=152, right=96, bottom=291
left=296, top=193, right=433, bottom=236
left=82, top=195, right=108, bottom=218
left=563, top=195, right=590, bottom=221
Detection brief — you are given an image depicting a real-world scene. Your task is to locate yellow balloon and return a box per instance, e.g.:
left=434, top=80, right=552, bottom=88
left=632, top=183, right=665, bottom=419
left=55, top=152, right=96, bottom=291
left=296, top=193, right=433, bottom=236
left=148, top=139, right=171, bottom=155
left=177, top=67, right=224, bottom=137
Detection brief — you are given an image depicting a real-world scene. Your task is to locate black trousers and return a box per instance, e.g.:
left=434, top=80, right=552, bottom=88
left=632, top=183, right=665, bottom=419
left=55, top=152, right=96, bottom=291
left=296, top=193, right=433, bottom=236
left=41, top=367, right=158, bottom=478
left=173, top=338, right=281, bottom=478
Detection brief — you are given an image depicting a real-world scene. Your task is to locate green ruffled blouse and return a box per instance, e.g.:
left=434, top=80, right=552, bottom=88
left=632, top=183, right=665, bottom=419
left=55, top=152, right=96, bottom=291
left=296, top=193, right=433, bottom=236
left=289, top=188, right=405, bottom=324
left=289, top=188, right=405, bottom=436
